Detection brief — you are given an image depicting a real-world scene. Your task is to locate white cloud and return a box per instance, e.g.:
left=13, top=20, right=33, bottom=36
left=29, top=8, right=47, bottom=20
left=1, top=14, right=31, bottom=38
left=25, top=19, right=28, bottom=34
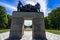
left=0, top=2, right=17, bottom=11
left=45, top=8, right=52, bottom=16
left=24, top=20, right=32, bottom=26
left=25, top=1, right=35, bottom=5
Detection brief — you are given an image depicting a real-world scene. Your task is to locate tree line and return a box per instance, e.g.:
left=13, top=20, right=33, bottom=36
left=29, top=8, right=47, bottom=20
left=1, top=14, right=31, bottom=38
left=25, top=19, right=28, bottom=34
left=0, top=6, right=11, bottom=29
left=0, top=6, right=60, bottom=30
left=44, top=7, right=60, bottom=30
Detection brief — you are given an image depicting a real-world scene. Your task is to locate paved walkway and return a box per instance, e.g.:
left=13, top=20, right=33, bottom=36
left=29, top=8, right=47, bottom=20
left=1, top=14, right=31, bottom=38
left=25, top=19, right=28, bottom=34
left=0, top=31, right=60, bottom=40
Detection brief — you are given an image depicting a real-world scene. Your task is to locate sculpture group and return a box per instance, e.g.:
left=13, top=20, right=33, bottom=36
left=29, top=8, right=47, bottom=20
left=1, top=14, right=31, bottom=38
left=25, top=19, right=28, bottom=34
left=17, top=1, right=40, bottom=12
left=7, top=0, right=47, bottom=40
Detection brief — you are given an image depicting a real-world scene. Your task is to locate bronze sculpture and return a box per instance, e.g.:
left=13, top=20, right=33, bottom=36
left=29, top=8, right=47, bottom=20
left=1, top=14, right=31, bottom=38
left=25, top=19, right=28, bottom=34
left=17, top=0, right=40, bottom=12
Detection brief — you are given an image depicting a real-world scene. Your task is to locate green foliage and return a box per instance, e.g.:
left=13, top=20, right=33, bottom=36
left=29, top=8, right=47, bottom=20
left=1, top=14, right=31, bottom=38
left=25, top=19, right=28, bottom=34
left=44, top=17, right=49, bottom=29
left=24, top=25, right=27, bottom=28
left=47, top=7, right=60, bottom=30
left=29, top=25, right=32, bottom=28
left=6, top=14, right=11, bottom=29
left=46, top=29, right=60, bottom=34
left=24, top=25, right=32, bottom=28
left=0, top=6, right=8, bottom=29
left=0, top=29, right=10, bottom=33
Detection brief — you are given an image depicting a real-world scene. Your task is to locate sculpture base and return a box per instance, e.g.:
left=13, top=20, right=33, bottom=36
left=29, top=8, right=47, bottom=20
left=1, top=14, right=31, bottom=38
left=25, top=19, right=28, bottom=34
left=33, top=37, right=47, bottom=40
left=9, top=12, right=47, bottom=40
left=5, top=37, right=21, bottom=40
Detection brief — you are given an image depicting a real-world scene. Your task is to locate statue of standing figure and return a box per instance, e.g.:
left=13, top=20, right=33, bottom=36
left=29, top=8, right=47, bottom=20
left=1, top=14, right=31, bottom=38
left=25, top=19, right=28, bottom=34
left=17, top=0, right=40, bottom=12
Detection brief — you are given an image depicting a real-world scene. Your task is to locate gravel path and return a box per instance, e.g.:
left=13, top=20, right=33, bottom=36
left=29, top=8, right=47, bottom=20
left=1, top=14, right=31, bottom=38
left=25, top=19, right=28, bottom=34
left=0, top=31, right=60, bottom=40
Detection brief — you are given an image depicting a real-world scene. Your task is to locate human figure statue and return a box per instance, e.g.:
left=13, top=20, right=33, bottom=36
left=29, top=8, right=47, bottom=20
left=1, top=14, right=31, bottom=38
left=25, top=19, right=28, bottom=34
left=35, top=3, right=40, bottom=12
left=17, top=0, right=23, bottom=11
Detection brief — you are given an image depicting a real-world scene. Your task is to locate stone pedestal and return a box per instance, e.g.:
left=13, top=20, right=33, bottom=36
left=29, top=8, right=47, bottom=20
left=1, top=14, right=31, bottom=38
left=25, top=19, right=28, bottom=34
left=8, top=11, right=47, bottom=40
left=32, top=18, right=47, bottom=40
left=9, top=17, right=24, bottom=39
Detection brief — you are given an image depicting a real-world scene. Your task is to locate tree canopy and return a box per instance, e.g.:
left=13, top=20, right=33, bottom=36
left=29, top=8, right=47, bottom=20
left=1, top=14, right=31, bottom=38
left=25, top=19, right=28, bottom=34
left=45, top=7, right=60, bottom=30
left=0, top=6, right=8, bottom=29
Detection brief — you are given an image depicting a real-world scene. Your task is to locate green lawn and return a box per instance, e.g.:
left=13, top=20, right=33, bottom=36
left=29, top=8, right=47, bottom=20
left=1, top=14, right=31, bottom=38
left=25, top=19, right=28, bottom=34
left=46, top=29, right=60, bottom=34
left=0, top=29, right=10, bottom=33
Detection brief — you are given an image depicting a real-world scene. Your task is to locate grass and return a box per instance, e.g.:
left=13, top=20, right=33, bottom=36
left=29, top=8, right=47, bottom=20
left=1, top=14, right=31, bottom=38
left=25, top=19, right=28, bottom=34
left=46, top=29, right=60, bottom=34
left=0, top=29, right=10, bottom=33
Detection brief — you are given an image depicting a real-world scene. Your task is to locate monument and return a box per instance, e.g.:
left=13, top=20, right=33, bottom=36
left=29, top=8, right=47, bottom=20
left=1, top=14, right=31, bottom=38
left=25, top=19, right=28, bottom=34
left=7, top=0, right=47, bottom=40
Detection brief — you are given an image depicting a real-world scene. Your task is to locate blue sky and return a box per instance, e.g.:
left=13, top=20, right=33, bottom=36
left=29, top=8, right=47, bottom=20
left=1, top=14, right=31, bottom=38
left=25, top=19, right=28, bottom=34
left=0, top=0, right=60, bottom=26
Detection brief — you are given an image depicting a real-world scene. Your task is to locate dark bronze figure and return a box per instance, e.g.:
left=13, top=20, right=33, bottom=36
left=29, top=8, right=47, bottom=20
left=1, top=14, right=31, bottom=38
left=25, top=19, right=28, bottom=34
left=17, top=1, right=23, bottom=11
left=17, top=0, right=40, bottom=12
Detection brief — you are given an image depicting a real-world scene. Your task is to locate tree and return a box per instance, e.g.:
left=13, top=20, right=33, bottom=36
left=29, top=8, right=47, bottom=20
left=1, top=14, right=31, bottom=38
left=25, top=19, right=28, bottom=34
left=24, top=25, right=32, bottom=28
left=29, top=25, right=32, bottom=28
left=24, top=25, right=27, bottom=28
left=48, top=7, right=60, bottom=30
left=6, top=14, right=11, bottom=29
left=0, top=6, right=8, bottom=29
left=44, top=17, right=49, bottom=29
